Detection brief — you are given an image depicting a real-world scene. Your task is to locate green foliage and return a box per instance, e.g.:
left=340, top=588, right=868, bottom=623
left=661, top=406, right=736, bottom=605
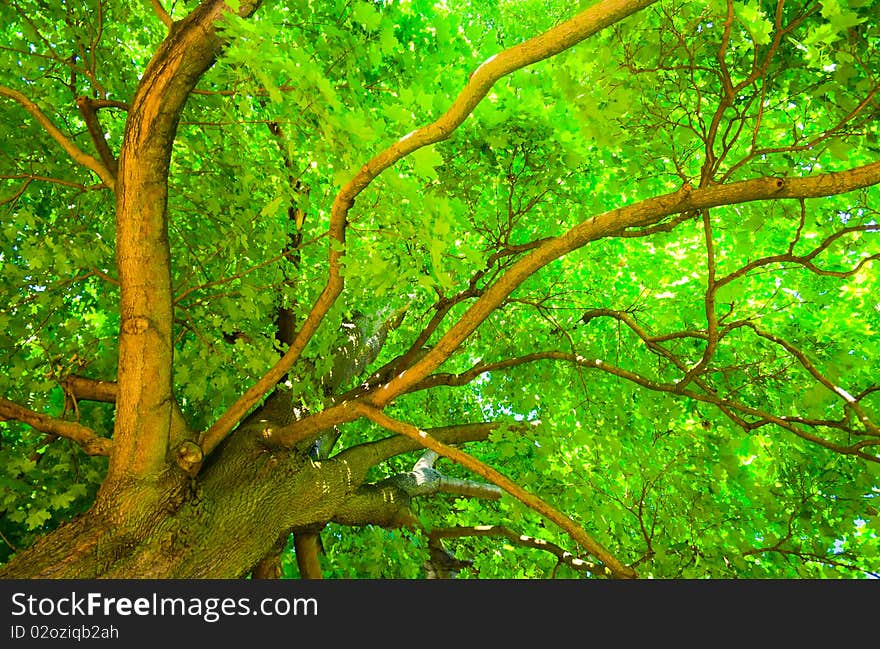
left=1, top=0, right=879, bottom=578
left=0, top=427, right=105, bottom=564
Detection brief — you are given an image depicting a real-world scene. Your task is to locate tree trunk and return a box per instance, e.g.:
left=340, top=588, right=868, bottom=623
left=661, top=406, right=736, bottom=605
left=0, top=0, right=277, bottom=580
left=0, top=415, right=500, bottom=578
left=0, top=429, right=353, bottom=578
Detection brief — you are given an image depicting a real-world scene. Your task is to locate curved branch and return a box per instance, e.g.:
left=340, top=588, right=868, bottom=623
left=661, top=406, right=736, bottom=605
left=75, top=96, right=118, bottom=177
left=430, top=525, right=602, bottom=574
left=327, top=0, right=661, bottom=242
left=59, top=375, right=194, bottom=454
left=90, top=99, right=130, bottom=111
left=0, top=85, right=115, bottom=190
left=61, top=375, right=118, bottom=403
left=417, top=350, right=880, bottom=461
left=332, top=449, right=506, bottom=530
left=0, top=173, right=106, bottom=193
left=742, top=323, right=878, bottom=436
left=0, top=397, right=111, bottom=456
left=742, top=545, right=880, bottom=578
left=149, top=0, right=174, bottom=29
left=352, top=404, right=636, bottom=579
left=390, top=450, right=502, bottom=500
left=333, top=421, right=507, bottom=478
left=716, top=224, right=879, bottom=287
left=365, top=162, right=880, bottom=409
left=110, top=0, right=261, bottom=482
left=266, top=159, right=880, bottom=451
left=198, top=0, right=660, bottom=459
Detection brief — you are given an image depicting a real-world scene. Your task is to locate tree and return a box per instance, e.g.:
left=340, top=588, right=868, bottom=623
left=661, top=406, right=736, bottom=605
left=0, top=0, right=878, bottom=580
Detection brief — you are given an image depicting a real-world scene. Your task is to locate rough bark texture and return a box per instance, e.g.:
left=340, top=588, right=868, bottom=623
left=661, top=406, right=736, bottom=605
left=0, top=417, right=497, bottom=578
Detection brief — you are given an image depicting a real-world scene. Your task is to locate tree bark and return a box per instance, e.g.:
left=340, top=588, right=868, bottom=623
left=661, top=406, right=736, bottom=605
left=0, top=419, right=502, bottom=578
left=1, top=428, right=347, bottom=578
left=107, top=0, right=260, bottom=496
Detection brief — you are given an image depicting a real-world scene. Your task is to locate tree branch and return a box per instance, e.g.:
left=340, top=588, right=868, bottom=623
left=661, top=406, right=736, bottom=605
left=331, top=450, right=501, bottom=529
left=61, top=375, right=118, bottom=403
left=198, top=0, right=660, bottom=459
left=743, top=322, right=878, bottom=436
left=742, top=545, right=880, bottom=578
left=90, top=99, right=130, bottom=111
left=292, top=532, right=323, bottom=579
left=0, top=85, right=116, bottom=190
left=333, top=421, right=509, bottom=479
left=75, top=96, right=118, bottom=177
left=430, top=525, right=602, bottom=575
left=59, top=374, right=196, bottom=471
left=389, top=450, right=502, bottom=500
left=0, top=397, right=111, bottom=456
left=149, top=0, right=174, bottom=29
left=109, top=0, right=261, bottom=482
left=0, top=173, right=106, bottom=194
left=715, top=223, right=880, bottom=287
left=418, top=349, right=880, bottom=460
left=351, top=404, right=636, bottom=578
left=364, top=162, right=880, bottom=410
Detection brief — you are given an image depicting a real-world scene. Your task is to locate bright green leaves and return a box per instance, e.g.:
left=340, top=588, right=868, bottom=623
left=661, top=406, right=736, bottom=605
left=352, top=1, right=382, bottom=32
left=1, top=0, right=878, bottom=581
left=260, top=195, right=285, bottom=218
left=315, top=525, right=428, bottom=578
left=23, top=509, right=52, bottom=531
left=800, top=0, right=871, bottom=66
left=425, top=205, right=455, bottom=291
left=410, top=145, right=445, bottom=181
left=826, top=137, right=853, bottom=161
left=819, top=0, right=868, bottom=34
left=734, top=1, right=774, bottom=46
left=340, top=172, right=468, bottom=300
left=47, top=483, right=88, bottom=514
left=378, top=22, right=400, bottom=54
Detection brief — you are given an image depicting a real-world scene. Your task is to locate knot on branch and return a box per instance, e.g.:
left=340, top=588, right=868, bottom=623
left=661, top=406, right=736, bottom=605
left=84, top=437, right=113, bottom=457
left=121, top=317, right=150, bottom=335
left=174, top=440, right=203, bottom=476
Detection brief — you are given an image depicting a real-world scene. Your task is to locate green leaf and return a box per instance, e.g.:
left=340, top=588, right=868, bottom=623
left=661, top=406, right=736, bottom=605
left=411, top=145, right=444, bottom=179
left=49, top=490, right=76, bottom=510
left=25, top=508, right=52, bottom=530
left=352, top=2, right=382, bottom=32
left=735, top=1, right=773, bottom=45
left=260, top=195, right=285, bottom=217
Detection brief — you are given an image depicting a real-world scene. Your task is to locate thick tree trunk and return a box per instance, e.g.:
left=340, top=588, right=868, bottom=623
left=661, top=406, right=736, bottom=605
left=0, top=1, right=279, bottom=580
left=0, top=419, right=498, bottom=578
left=106, top=0, right=261, bottom=500
left=0, top=430, right=353, bottom=578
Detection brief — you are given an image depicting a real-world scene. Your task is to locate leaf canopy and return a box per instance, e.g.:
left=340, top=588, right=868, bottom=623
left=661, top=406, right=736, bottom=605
left=0, top=0, right=879, bottom=578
